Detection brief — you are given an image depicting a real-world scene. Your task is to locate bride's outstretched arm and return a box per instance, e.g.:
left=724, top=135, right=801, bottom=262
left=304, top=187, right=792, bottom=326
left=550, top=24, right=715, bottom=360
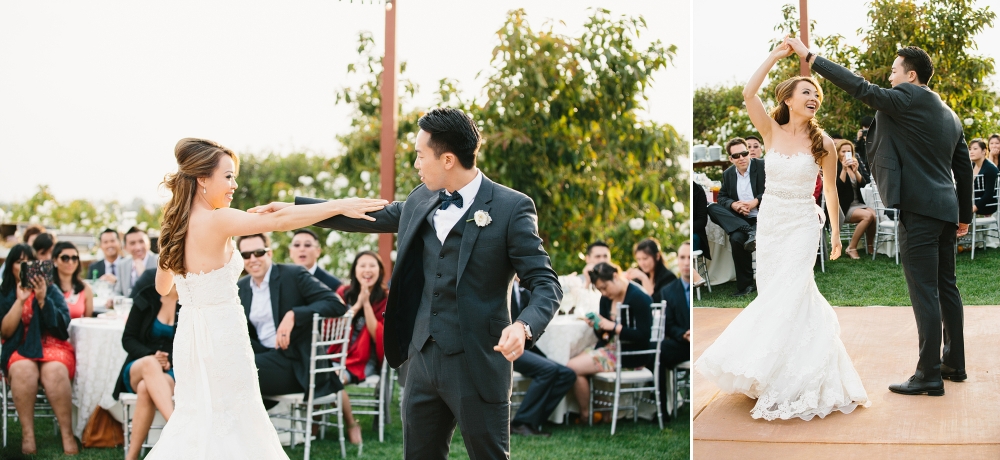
left=209, top=198, right=387, bottom=240
left=821, top=136, right=842, bottom=260
left=743, top=38, right=794, bottom=142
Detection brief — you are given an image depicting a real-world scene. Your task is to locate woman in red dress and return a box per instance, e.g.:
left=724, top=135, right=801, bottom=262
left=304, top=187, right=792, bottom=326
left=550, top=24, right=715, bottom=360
left=336, top=251, right=387, bottom=444
left=53, top=242, right=94, bottom=319
left=0, top=244, right=76, bottom=455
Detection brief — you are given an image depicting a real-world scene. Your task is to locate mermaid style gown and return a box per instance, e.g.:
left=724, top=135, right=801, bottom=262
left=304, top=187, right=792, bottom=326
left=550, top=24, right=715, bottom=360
left=146, top=242, right=288, bottom=459
left=695, top=153, right=871, bottom=421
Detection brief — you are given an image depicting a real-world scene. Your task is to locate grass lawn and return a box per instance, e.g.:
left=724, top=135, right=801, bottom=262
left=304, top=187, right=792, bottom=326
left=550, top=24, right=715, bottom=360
left=694, top=245, right=1000, bottom=308
left=1, top=384, right=688, bottom=459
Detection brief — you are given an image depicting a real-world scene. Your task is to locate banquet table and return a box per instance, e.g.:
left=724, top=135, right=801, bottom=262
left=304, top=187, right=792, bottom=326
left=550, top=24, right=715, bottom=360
left=704, top=220, right=736, bottom=286
left=68, top=317, right=128, bottom=438
left=532, top=315, right=597, bottom=423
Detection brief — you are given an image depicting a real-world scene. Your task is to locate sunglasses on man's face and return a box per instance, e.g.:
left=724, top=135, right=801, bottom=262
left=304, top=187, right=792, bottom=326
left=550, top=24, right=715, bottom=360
left=730, top=151, right=750, bottom=159
left=59, top=255, right=79, bottom=263
left=240, top=249, right=270, bottom=260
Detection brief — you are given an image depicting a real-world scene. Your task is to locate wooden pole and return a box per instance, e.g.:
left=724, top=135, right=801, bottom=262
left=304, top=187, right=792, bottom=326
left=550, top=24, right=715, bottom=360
left=799, top=0, right=810, bottom=76
left=379, top=0, right=397, bottom=275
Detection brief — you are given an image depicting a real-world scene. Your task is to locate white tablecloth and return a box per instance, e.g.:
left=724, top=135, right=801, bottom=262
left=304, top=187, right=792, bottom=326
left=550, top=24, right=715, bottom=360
left=704, top=220, right=736, bottom=286
left=68, top=317, right=127, bottom=438
left=533, top=315, right=597, bottom=423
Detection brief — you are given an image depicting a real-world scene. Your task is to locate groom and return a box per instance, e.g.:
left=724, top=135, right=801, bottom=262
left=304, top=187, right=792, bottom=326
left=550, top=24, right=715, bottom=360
left=257, top=108, right=562, bottom=458
left=787, top=39, right=973, bottom=395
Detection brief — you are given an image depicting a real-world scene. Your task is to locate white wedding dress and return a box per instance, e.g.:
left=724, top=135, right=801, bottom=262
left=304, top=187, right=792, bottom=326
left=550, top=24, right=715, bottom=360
left=695, top=152, right=871, bottom=421
left=147, top=242, right=287, bottom=459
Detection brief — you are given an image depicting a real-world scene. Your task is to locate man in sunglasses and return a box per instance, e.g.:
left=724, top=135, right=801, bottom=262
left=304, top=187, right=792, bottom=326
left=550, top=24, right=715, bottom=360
left=707, top=137, right=766, bottom=297
left=235, top=233, right=344, bottom=408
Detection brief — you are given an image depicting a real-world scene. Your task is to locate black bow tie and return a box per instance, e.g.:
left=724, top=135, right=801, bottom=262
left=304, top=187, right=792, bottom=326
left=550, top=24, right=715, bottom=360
left=439, top=190, right=464, bottom=210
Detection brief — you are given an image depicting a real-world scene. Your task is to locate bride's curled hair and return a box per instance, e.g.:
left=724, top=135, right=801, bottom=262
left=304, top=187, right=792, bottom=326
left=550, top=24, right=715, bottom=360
left=159, top=138, right=240, bottom=275
left=770, top=76, right=827, bottom=164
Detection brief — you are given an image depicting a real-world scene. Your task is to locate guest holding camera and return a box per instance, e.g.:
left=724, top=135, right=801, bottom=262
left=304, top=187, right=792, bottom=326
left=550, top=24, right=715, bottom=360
left=566, top=262, right=653, bottom=423
left=835, top=140, right=877, bottom=259
left=625, top=237, right=676, bottom=304
left=112, top=269, right=179, bottom=460
left=970, top=138, right=999, bottom=216
left=53, top=242, right=94, bottom=319
left=0, top=244, right=77, bottom=455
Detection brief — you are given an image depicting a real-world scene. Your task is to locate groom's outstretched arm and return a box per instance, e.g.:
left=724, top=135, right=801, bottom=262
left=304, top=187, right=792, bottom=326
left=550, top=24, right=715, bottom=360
left=507, top=195, right=563, bottom=347
left=294, top=196, right=402, bottom=234
left=810, top=56, right=913, bottom=117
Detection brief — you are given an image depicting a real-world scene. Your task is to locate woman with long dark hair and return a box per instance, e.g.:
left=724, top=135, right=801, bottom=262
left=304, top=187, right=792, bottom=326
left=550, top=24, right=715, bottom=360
left=0, top=244, right=77, bottom=454
left=695, top=38, right=869, bottom=421
left=970, top=138, right=999, bottom=216
left=53, top=241, right=94, bottom=318
left=146, top=137, right=386, bottom=459
left=624, top=238, right=676, bottom=303
left=833, top=140, right=877, bottom=258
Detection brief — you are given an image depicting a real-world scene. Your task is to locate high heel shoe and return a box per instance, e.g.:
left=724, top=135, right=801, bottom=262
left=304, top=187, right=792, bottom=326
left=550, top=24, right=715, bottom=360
left=845, top=248, right=860, bottom=259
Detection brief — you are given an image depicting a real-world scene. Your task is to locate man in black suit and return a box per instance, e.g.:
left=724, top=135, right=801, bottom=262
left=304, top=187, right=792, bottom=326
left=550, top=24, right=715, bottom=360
left=236, top=233, right=345, bottom=407
left=509, top=279, right=576, bottom=437
left=87, top=228, right=122, bottom=284
left=288, top=228, right=342, bottom=292
left=706, top=137, right=766, bottom=296
left=790, top=39, right=973, bottom=395
left=657, top=241, right=691, bottom=417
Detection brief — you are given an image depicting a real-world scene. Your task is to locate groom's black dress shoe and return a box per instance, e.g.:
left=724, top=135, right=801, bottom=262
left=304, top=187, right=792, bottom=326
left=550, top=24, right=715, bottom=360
left=888, top=376, right=944, bottom=396
left=941, top=365, right=967, bottom=382
left=731, top=285, right=756, bottom=297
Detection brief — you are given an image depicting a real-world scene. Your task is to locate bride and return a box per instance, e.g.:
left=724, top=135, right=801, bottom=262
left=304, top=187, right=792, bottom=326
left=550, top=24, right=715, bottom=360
left=148, top=138, right=386, bottom=458
left=694, top=39, right=871, bottom=421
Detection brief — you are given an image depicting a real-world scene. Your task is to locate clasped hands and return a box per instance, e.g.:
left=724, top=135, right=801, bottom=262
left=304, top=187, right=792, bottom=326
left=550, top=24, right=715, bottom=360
left=154, top=350, right=171, bottom=371
left=730, top=199, right=759, bottom=217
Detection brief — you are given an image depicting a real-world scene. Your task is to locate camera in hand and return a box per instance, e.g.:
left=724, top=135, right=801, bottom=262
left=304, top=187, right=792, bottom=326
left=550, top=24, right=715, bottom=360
left=20, top=260, right=54, bottom=289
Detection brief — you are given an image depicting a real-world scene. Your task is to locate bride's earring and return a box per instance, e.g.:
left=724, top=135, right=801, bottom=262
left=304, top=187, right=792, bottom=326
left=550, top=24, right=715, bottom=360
left=203, top=187, right=207, bottom=194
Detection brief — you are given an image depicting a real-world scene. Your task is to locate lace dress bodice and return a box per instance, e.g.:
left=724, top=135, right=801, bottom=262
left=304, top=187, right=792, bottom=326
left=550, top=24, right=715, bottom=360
left=174, top=244, right=243, bottom=308
left=763, top=152, right=819, bottom=200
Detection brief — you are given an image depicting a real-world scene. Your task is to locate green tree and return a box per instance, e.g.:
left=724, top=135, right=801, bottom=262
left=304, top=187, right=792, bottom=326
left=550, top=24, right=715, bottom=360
left=693, top=84, right=756, bottom=146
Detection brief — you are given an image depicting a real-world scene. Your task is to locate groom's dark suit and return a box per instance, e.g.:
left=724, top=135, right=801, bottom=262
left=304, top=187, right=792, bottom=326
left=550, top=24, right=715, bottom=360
left=297, top=173, right=562, bottom=459
left=812, top=56, right=973, bottom=381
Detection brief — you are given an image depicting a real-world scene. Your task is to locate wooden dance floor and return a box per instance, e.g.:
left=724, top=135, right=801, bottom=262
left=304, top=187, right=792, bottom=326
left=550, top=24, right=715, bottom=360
left=693, top=306, right=1000, bottom=459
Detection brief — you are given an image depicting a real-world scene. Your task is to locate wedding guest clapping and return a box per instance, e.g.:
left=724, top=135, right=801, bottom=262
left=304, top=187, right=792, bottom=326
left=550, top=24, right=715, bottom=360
left=0, top=244, right=77, bottom=455
left=566, top=262, right=653, bottom=424
left=53, top=242, right=94, bottom=319
left=970, top=138, right=999, bottom=216
left=835, top=140, right=877, bottom=258
left=113, top=270, right=179, bottom=460
left=624, top=238, right=676, bottom=303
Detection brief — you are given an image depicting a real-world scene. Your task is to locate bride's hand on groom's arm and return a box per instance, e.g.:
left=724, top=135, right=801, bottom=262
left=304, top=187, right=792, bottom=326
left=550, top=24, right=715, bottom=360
left=247, top=202, right=293, bottom=214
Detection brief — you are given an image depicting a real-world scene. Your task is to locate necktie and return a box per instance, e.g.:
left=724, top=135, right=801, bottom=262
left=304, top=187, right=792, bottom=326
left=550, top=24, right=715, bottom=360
left=439, top=190, right=464, bottom=210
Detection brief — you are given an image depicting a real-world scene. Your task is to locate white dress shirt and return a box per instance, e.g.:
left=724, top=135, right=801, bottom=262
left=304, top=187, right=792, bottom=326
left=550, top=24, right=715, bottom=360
left=249, top=264, right=277, bottom=349
left=306, top=264, right=317, bottom=276
left=432, top=170, right=483, bottom=244
left=735, top=162, right=759, bottom=218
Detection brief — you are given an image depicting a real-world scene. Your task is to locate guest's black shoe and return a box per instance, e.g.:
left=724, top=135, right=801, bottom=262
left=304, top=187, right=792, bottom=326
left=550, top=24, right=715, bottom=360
left=511, top=423, right=551, bottom=438
left=731, top=285, right=756, bottom=297
left=743, top=230, right=757, bottom=253
left=888, top=375, right=944, bottom=396
left=941, top=365, right=967, bottom=382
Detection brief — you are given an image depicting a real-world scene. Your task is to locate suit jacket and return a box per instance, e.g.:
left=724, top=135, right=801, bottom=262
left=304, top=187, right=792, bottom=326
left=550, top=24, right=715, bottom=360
left=693, top=185, right=710, bottom=259
left=113, top=254, right=159, bottom=297
left=812, top=56, right=973, bottom=224
left=87, top=258, right=118, bottom=280
left=297, top=173, right=563, bottom=403
left=237, top=263, right=345, bottom=397
left=717, top=158, right=766, bottom=214
left=113, top=269, right=181, bottom=400
left=312, top=266, right=342, bottom=292
left=658, top=279, right=690, bottom=345
left=510, top=283, right=546, bottom=359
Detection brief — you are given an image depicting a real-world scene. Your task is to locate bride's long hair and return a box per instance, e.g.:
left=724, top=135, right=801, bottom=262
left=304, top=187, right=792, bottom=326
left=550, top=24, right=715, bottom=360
left=158, top=138, right=240, bottom=275
left=770, top=76, right=827, bottom=164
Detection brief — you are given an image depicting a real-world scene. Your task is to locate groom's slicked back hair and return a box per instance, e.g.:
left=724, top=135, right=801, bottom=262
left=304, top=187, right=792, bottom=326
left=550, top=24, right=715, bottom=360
left=897, top=46, right=934, bottom=85
left=418, top=108, right=482, bottom=169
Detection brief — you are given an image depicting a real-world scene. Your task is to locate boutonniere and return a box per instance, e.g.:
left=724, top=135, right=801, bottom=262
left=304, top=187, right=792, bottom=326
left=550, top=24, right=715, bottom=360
left=467, top=210, right=492, bottom=227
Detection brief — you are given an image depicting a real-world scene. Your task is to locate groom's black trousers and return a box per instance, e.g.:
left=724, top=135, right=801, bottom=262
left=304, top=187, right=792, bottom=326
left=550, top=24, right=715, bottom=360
left=402, top=340, right=509, bottom=460
left=706, top=203, right=757, bottom=290
left=897, top=211, right=965, bottom=380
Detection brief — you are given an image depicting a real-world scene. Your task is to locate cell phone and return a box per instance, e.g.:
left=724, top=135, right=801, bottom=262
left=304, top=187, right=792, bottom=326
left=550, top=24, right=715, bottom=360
left=20, top=260, right=54, bottom=289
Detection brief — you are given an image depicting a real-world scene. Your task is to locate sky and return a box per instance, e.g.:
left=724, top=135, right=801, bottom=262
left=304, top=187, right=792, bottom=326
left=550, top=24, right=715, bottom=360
left=0, top=0, right=690, bottom=205
left=694, top=0, right=1000, bottom=88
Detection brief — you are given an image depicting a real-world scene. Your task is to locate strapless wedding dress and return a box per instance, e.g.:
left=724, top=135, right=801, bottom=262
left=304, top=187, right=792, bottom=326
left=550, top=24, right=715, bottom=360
left=146, top=242, right=287, bottom=459
left=695, top=152, right=871, bottom=421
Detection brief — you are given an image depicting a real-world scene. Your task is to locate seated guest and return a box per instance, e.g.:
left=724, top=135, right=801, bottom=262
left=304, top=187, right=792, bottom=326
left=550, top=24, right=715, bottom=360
left=31, top=232, right=57, bottom=261
left=970, top=138, right=999, bottom=216
left=0, top=244, right=77, bottom=455
left=745, top=135, right=764, bottom=158
left=53, top=242, right=94, bottom=319
left=113, top=227, right=159, bottom=298
left=706, top=137, right=765, bottom=297
left=580, top=241, right=611, bottom=288
left=566, top=262, right=653, bottom=423
left=855, top=116, right=875, bottom=183
left=835, top=140, right=877, bottom=259
left=657, top=241, right=691, bottom=417
left=88, top=228, right=122, bottom=285
left=112, top=269, right=179, bottom=460
left=693, top=184, right=710, bottom=260
left=289, top=228, right=341, bottom=292
left=625, top=237, right=677, bottom=304
left=510, top=278, right=576, bottom=437
left=989, top=134, right=1000, bottom=167
left=0, top=225, right=46, bottom=276
left=336, top=250, right=388, bottom=444
left=235, top=233, right=345, bottom=408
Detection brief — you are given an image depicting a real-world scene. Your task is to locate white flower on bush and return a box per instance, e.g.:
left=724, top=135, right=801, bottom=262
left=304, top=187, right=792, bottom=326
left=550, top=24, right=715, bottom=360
left=628, top=217, right=645, bottom=231
left=298, top=176, right=314, bottom=186
left=964, top=118, right=974, bottom=126
left=326, top=232, right=341, bottom=245
left=673, top=201, right=685, bottom=213
left=360, top=171, right=372, bottom=183
left=986, top=111, right=993, bottom=118
left=316, top=171, right=331, bottom=181
left=661, top=209, right=674, bottom=220
left=679, top=220, right=691, bottom=236
left=333, top=176, right=349, bottom=191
